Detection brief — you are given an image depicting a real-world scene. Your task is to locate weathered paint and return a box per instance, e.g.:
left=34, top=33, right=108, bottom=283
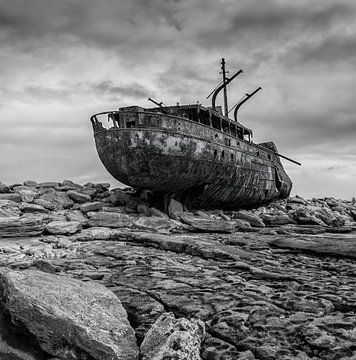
left=91, top=106, right=292, bottom=209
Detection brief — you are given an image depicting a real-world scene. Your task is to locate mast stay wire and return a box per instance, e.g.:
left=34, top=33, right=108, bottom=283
left=206, top=80, right=224, bottom=99
left=228, top=94, right=247, bottom=114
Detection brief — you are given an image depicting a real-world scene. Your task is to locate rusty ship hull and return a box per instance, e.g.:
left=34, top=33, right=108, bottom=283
left=91, top=106, right=292, bottom=208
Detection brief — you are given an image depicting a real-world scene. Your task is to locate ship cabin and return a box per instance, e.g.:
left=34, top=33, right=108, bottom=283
left=91, top=104, right=253, bottom=144
left=154, top=104, right=253, bottom=143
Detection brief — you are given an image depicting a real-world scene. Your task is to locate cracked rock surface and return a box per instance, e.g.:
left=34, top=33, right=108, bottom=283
left=0, top=180, right=355, bottom=359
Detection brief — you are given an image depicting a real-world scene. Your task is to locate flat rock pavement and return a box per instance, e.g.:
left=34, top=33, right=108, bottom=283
left=0, top=230, right=355, bottom=360
left=0, top=181, right=355, bottom=359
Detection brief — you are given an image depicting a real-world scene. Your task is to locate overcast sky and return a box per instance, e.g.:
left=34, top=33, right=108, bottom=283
left=1, top=0, right=356, bottom=199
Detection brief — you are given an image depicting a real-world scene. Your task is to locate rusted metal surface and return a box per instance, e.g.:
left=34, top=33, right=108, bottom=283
left=90, top=104, right=292, bottom=209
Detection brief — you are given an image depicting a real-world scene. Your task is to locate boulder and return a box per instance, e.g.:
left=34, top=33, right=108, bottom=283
left=125, top=199, right=139, bottom=214
left=61, top=179, right=82, bottom=189
left=102, top=206, right=126, bottom=213
left=65, top=209, right=89, bottom=227
left=137, top=204, right=151, bottom=216
left=140, top=312, right=205, bottom=360
left=134, top=216, right=176, bottom=233
left=0, top=200, right=20, bottom=218
left=179, top=213, right=235, bottom=233
left=234, top=218, right=252, bottom=230
left=88, top=211, right=134, bottom=228
left=0, top=182, right=10, bottom=193
left=150, top=207, right=169, bottom=219
left=38, top=181, right=59, bottom=189
left=81, top=188, right=97, bottom=198
left=99, top=182, right=111, bottom=189
left=261, top=214, right=295, bottom=226
left=20, top=203, right=49, bottom=214
left=16, top=189, right=37, bottom=203
left=0, top=193, right=21, bottom=203
left=67, top=190, right=91, bottom=203
left=80, top=201, right=104, bottom=213
left=168, top=199, right=184, bottom=219
left=233, top=210, right=265, bottom=228
left=287, top=196, right=306, bottom=205
left=109, top=189, right=132, bottom=206
left=12, top=185, right=37, bottom=192
left=0, top=215, right=45, bottom=238
left=37, top=189, right=74, bottom=209
left=45, top=221, right=82, bottom=235
left=0, top=270, right=139, bottom=360
left=23, top=180, right=38, bottom=187
left=33, top=198, right=55, bottom=210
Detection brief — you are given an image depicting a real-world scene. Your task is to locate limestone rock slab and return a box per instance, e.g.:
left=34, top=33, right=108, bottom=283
left=67, top=190, right=91, bottom=204
left=37, top=189, right=74, bottom=209
left=0, top=193, right=21, bottom=203
left=179, top=213, right=235, bottom=233
left=0, top=215, right=45, bottom=238
left=88, top=211, right=133, bottom=228
left=233, top=210, right=265, bottom=227
left=45, top=221, right=82, bottom=235
left=65, top=209, right=89, bottom=227
left=20, top=203, right=49, bottom=214
left=80, top=201, right=104, bottom=213
left=140, top=312, right=205, bottom=360
left=0, top=200, right=20, bottom=218
left=71, top=227, right=128, bottom=241
left=0, top=270, right=138, bottom=360
left=23, top=180, right=38, bottom=187
left=269, top=237, right=356, bottom=258
left=134, top=216, right=176, bottom=233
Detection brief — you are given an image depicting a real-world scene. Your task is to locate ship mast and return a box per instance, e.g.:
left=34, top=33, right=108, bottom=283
left=221, top=58, right=229, bottom=117
left=209, top=59, right=242, bottom=115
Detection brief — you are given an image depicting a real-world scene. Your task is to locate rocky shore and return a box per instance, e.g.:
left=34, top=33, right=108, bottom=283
left=0, top=180, right=355, bottom=360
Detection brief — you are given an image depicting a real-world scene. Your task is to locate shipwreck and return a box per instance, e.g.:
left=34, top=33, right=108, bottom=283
left=90, top=59, right=299, bottom=209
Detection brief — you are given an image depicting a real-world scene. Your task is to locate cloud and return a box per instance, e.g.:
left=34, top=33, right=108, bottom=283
left=91, top=81, right=151, bottom=99
left=285, top=36, right=356, bottom=68
left=1, top=0, right=356, bottom=198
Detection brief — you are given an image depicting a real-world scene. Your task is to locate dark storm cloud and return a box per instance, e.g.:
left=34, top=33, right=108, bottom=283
left=192, top=1, right=356, bottom=50
left=285, top=36, right=356, bottom=67
left=0, top=0, right=182, bottom=50
left=91, top=81, right=150, bottom=99
left=2, top=0, right=354, bottom=63
left=229, top=3, right=352, bottom=32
